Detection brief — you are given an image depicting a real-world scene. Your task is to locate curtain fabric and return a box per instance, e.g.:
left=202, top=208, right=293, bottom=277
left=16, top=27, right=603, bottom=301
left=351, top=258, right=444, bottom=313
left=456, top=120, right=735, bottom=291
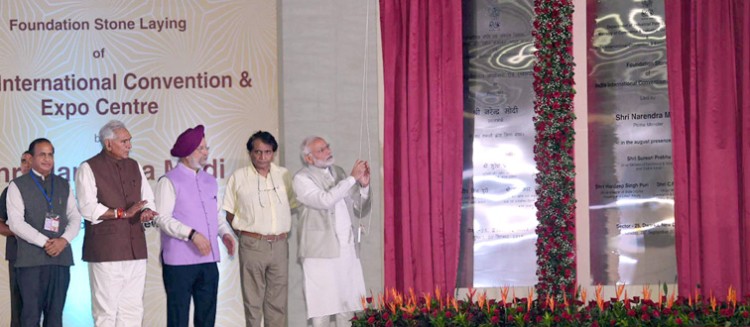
left=666, top=0, right=750, bottom=297
left=379, top=0, right=463, bottom=293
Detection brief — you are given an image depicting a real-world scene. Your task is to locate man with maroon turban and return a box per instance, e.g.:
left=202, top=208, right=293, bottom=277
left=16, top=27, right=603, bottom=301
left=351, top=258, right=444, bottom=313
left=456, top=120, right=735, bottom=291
left=154, top=124, right=235, bottom=327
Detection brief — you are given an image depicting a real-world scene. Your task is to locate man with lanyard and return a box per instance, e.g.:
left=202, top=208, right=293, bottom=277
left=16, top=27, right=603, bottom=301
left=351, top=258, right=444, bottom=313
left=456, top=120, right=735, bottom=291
left=6, top=138, right=81, bottom=327
left=154, top=124, right=236, bottom=327
left=222, top=131, right=296, bottom=326
left=0, top=150, right=32, bottom=327
left=75, top=120, right=159, bottom=327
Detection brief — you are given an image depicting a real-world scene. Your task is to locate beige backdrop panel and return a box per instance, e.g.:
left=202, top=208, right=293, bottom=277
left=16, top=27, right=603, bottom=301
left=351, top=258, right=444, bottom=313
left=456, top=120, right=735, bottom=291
left=280, top=0, right=384, bottom=326
left=0, top=1, right=277, bottom=326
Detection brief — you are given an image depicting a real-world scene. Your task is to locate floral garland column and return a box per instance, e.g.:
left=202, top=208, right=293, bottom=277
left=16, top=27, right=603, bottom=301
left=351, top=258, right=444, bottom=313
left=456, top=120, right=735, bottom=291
left=532, top=0, right=577, bottom=299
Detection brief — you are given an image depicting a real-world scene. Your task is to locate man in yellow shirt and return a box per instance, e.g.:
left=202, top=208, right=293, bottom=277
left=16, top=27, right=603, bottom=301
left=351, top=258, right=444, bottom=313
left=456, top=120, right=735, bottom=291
left=222, top=131, right=295, bottom=327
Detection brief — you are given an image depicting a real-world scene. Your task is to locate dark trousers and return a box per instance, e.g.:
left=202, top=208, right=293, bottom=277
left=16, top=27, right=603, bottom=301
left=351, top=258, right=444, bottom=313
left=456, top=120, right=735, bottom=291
left=162, top=262, right=219, bottom=327
left=8, top=261, right=22, bottom=327
left=16, top=265, right=70, bottom=327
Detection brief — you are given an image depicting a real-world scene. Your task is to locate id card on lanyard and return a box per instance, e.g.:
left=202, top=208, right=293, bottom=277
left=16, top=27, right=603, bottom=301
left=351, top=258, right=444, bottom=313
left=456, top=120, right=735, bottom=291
left=30, top=173, right=60, bottom=233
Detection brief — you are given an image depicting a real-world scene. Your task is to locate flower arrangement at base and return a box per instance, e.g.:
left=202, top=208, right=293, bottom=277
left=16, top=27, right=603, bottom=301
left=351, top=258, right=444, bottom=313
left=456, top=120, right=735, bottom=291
left=352, top=286, right=750, bottom=326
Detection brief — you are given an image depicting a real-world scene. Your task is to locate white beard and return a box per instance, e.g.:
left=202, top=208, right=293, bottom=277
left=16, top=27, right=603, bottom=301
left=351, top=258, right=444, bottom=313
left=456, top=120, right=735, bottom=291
left=313, top=157, right=335, bottom=168
left=183, top=156, right=206, bottom=170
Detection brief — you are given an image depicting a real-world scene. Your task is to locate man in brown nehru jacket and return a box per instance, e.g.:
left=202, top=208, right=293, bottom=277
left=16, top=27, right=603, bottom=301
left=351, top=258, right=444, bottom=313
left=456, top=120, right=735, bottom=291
left=75, top=120, right=159, bottom=327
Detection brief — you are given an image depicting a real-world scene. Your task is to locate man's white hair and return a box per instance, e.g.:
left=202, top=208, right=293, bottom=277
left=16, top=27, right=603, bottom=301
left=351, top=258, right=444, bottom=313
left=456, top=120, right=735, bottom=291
left=99, top=120, right=127, bottom=148
left=299, top=136, right=324, bottom=166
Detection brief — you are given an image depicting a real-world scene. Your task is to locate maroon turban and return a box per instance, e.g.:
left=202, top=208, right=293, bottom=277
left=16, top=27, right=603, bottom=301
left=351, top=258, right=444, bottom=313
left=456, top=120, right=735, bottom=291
left=170, top=125, right=205, bottom=157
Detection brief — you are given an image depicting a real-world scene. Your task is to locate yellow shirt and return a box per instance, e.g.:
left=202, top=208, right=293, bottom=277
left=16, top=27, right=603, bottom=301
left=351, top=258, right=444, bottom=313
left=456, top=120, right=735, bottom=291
left=222, top=163, right=295, bottom=235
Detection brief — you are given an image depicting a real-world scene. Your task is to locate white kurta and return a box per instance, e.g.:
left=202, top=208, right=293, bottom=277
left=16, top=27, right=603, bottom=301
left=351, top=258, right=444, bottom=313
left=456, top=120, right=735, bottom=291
left=299, top=170, right=366, bottom=318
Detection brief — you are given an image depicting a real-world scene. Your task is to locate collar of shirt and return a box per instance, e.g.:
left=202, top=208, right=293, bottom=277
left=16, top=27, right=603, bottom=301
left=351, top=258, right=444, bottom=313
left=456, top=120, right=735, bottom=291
left=309, top=165, right=334, bottom=179
left=176, top=162, right=199, bottom=175
left=248, top=162, right=277, bottom=177
left=31, top=168, right=48, bottom=181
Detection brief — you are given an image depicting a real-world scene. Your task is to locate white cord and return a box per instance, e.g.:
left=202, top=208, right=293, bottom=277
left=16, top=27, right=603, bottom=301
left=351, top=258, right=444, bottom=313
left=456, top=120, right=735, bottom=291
left=359, top=0, right=372, bottom=161
left=358, top=0, right=374, bottom=240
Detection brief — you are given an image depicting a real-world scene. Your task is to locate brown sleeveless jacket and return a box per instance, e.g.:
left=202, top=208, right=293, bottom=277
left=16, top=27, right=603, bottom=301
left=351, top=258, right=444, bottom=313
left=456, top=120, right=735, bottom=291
left=82, top=151, right=147, bottom=262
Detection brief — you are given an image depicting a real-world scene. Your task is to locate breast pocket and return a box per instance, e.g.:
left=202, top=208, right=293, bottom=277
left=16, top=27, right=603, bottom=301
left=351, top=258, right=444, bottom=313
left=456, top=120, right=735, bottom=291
left=235, top=184, right=258, bottom=225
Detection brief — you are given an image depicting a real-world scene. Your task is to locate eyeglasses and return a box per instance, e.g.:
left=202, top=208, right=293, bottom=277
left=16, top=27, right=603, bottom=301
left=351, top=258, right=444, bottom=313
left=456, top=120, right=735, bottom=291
left=258, top=173, right=282, bottom=208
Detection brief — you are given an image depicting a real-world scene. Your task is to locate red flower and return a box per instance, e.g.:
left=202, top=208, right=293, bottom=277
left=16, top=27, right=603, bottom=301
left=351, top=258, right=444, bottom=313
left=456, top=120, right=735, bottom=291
left=491, top=315, right=500, bottom=324
left=367, top=316, right=375, bottom=324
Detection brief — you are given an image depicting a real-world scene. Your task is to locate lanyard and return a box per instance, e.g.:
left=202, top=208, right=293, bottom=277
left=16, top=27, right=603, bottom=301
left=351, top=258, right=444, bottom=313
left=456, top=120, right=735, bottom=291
left=29, top=173, right=54, bottom=211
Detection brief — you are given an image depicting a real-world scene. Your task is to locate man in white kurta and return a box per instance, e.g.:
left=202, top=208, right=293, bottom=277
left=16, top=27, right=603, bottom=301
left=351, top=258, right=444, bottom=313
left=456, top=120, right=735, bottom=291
left=75, top=120, right=159, bottom=327
left=293, top=136, right=372, bottom=327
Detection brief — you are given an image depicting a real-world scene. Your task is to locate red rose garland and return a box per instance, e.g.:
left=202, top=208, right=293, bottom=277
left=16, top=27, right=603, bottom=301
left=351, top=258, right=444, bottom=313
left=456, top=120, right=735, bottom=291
left=532, top=0, right=577, bottom=299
